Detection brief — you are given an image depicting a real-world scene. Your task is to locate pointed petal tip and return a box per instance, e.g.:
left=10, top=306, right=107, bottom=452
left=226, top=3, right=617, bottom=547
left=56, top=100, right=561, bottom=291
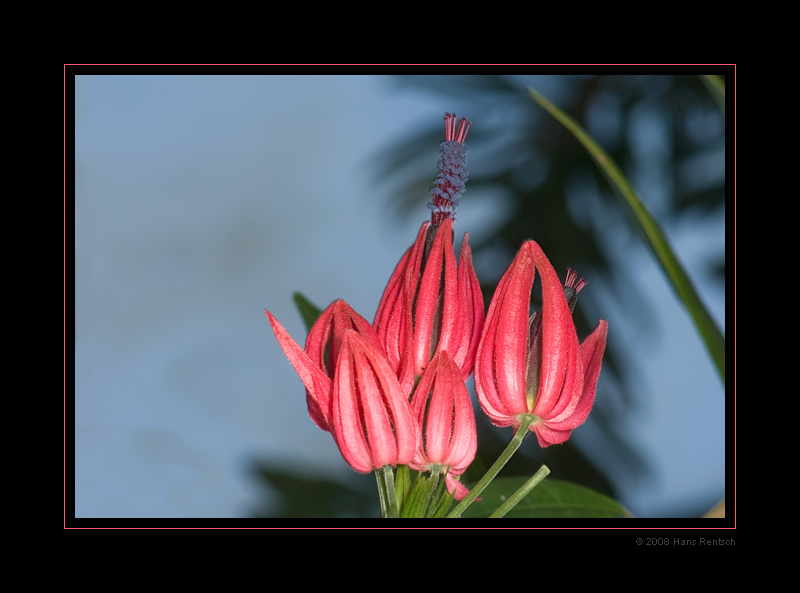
left=445, top=474, right=480, bottom=502
left=264, top=309, right=334, bottom=432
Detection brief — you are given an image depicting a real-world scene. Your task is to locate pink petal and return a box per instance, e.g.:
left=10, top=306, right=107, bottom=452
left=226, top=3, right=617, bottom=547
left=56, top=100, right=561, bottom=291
left=528, top=242, right=582, bottom=420
left=412, top=219, right=459, bottom=378
left=532, top=423, right=573, bottom=447
left=453, top=233, right=485, bottom=379
left=475, top=245, right=534, bottom=427
left=445, top=473, right=476, bottom=501
left=374, top=241, right=415, bottom=376
left=545, top=320, right=607, bottom=431
left=265, top=310, right=333, bottom=431
left=493, top=244, right=536, bottom=417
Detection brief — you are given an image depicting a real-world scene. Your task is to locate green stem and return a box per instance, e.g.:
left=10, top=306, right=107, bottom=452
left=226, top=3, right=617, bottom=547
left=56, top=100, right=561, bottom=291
left=488, top=464, right=550, bottom=518
left=376, top=465, right=398, bottom=518
left=446, top=415, right=535, bottom=518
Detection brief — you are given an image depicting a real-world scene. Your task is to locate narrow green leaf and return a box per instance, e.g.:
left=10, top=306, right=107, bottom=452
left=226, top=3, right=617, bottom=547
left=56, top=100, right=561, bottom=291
left=292, top=292, right=323, bottom=333
left=375, top=465, right=399, bottom=518
left=401, top=474, right=434, bottom=518
left=461, top=477, right=632, bottom=518
left=395, top=464, right=411, bottom=512
left=431, top=485, right=456, bottom=518
left=701, top=75, right=725, bottom=114
left=424, top=471, right=444, bottom=517
left=527, top=87, right=725, bottom=387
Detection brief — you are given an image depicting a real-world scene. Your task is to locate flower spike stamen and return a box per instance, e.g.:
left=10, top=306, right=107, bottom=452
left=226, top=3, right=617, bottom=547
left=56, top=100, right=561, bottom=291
left=564, top=268, right=587, bottom=315
left=444, top=112, right=471, bottom=143
left=429, top=113, right=470, bottom=226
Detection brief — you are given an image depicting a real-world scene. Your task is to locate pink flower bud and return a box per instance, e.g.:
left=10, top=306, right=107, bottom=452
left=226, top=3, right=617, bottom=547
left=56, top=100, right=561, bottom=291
left=266, top=299, right=385, bottom=432
left=332, top=330, right=419, bottom=472
left=374, top=219, right=484, bottom=395
left=474, top=241, right=607, bottom=447
left=409, top=350, right=477, bottom=500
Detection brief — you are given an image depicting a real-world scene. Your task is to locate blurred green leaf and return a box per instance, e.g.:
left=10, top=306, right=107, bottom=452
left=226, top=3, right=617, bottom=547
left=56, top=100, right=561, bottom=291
left=461, top=477, right=631, bottom=518
left=527, top=86, right=725, bottom=387
left=293, top=292, right=323, bottom=333
left=701, top=75, right=725, bottom=114
left=250, top=462, right=377, bottom=518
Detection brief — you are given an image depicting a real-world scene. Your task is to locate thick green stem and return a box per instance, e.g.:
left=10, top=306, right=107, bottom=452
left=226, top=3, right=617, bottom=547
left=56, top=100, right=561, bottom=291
left=376, top=465, right=398, bottom=518
left=488, top=464, right=550, bottom=518
left=446, top=415, right=535, bottom=518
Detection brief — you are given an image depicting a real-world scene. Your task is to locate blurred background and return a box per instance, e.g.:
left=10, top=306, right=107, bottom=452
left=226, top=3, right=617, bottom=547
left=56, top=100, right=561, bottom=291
left=73, top=73, right=727, bottom=519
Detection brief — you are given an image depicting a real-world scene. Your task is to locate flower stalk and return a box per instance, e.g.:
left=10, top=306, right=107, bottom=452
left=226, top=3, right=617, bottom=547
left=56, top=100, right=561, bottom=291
left=488, top=464, right=550, bottom=518
left=445, top=414, right=535, bottom=518
left=376, top=465, right=399, bottom=518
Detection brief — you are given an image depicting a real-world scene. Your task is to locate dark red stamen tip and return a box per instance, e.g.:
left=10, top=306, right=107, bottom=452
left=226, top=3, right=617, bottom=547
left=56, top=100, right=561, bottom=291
left=565, top=268, right=587, bottom=293
left=564, top=268, right=586, bottom=316
left=444, top=113, right=471, bottom=143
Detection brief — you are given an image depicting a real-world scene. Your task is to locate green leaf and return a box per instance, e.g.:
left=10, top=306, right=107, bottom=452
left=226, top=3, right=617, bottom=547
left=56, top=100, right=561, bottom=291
left=431, top=485, right=456, bottom=518
left=460, top=477, right=632, bottom=518
left=293, top=292, right=323, bottom=333
left=527, top=86, right=725, bottom=387
left=395, top=464, right=411, bottom=511
left=400, top=473, right=435, bottom=518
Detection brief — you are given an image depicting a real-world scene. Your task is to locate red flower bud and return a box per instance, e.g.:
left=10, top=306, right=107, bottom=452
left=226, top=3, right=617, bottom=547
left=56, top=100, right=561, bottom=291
left=474, top=241, right=607, bottom=447
left=409, top=350, right=478, bottom=500
left=332, top=330, right=419, bottom=472
left=374, top=219, right=484, bottom=394
left=266, top=299, right=385, bottom=432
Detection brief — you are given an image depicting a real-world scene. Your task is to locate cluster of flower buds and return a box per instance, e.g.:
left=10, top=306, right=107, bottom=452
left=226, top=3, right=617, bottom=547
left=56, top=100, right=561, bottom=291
left=266, top=113, right=607, bottom=502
